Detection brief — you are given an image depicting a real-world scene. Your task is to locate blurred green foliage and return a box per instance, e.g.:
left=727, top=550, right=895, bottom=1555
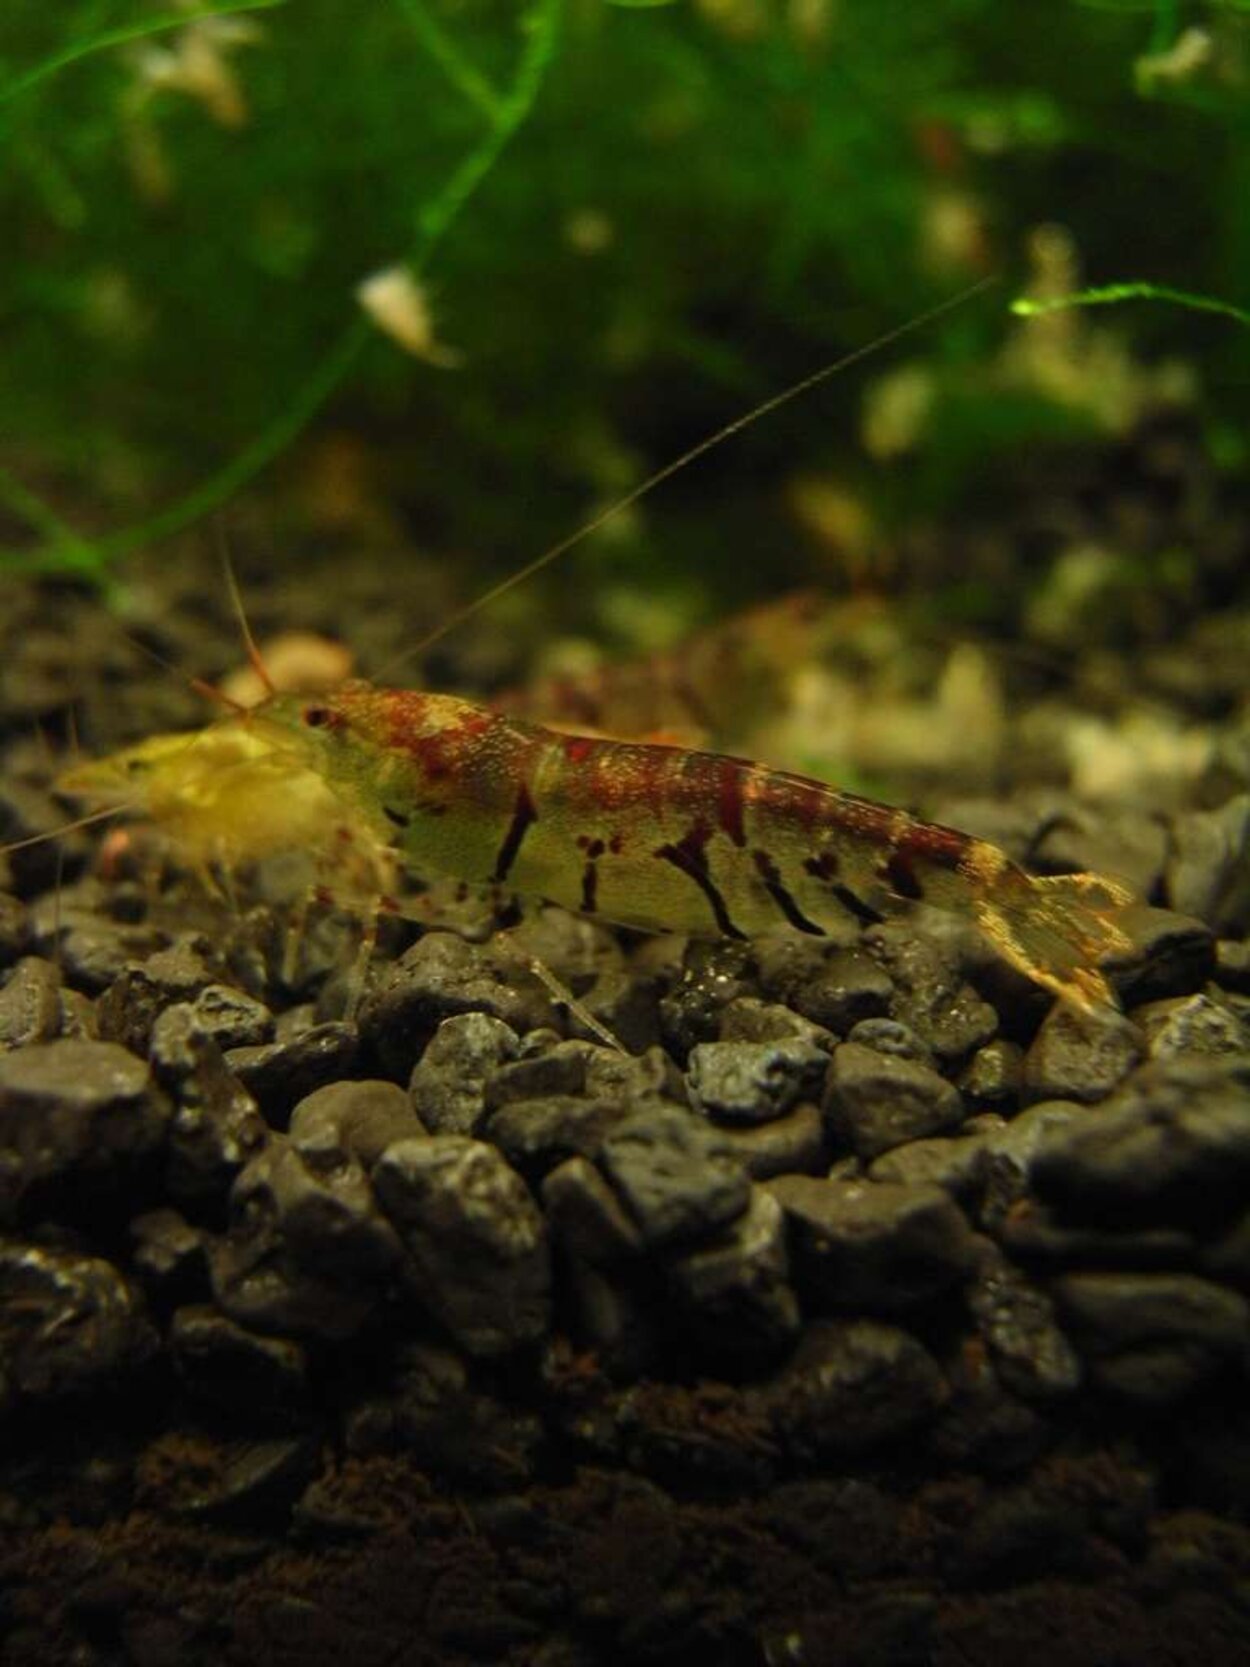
left=1, top=0, right=1247, bottom=623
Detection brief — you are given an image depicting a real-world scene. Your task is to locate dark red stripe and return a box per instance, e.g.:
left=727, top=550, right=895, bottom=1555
left=884, top=850, right=924, bottom=899
left=717, top=759, right=747, bottom=848
left=655, top=820, right=744, bottom=939
left=832, top=884, right=880, bottom=925
left=493, top=784, right=538, bottom=882
left=581, top=859, right=598, bottom=914
left=804, top=851, right=839, bottom=882
left=752, top=849, right=825, bottom=935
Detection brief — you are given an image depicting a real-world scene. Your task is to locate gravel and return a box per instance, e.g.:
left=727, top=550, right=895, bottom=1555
left=5, top=545, right=1250, bottom=1662
left=824, top=1039, right=966, bottom=1159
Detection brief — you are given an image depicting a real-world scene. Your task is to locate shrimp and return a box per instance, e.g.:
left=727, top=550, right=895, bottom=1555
left=61, top=680, right=1135, bottom=1010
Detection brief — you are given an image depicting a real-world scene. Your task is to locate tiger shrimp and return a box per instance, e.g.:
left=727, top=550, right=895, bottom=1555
left=61, top=676, right=1135, bottom=1011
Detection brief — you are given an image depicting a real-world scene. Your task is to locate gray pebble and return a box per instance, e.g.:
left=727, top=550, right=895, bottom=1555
left=502, top=904, right=625, bottom=979
left=845, top=1017, right=935, bottom=1065
left=868, top=1127, right=995, bottom=1198
left=768, top=1318, right=947, bottom=1457
left=718, top=996, right=835, bottom=1051
left=152, top=984, right=273, bottom=1058
left=766, top=1175, right=978, bottom=1312
left=569, top=969, right=661, bottom=1054
left=793, top=949, right=894, bottom=1033
left=170, top=1304, right=307, bottom=1412
left=542, top=1155, right=645, bottom=1263
left=667, top=1188, right=800, bottom=1365
left=975, top=1100, right=1084, bottom=1228
left=486, top=1094, right=632, bottom=1176
left=485, top=1039, right=596, bottom=1107
left=824, top=1041, right=965, bottom=1160
left=1104, top=903, right=1215, bottom=1004
left=0, top=1038, right=170, bottom=1218
left=0, top=1240, right=156, bottom=1398
left=960, top=1038, right=1024, bottom=1106
left=713, top=1101, right=827, bottom=1181
left=686, top=1038, right=828, bottom=1126
left=96, top=941, right=219, bottom=1053
left=408, top=1012, right=521, bottom=1136
left=129, top=1207, right=208, bottom=1301
left=1052, top=1271, right=1249, bottom=1405
left=212, top=1136, right=401, bottom=1342
left=598, top=1104, right=750, bottom=1247
left=584, top=1043, right=684, bottom=1105
left=863, top=922, right=999, bottom=1060
left=162, top=1028, right=268, bottom=1206
left=560, top=1259, right=658, bottom=1383
left=1166, top=795, right=1250, bottom=935
left=966, top=1244, right=1083, bottom=1401
left=358, top=932, right=552, bottom=1079
left=373, top=1136, right=550, bottom=1356
left=1135, top=991, right=1250, bottom=1059
left=1032, top=1056, right=1250, bottom=1229
left=1022, top=1000, right=1144, bottom=1104
left=41, top=918, right=167, bottom=997
left=659, top=939, right=757, bottom=1056
left=0, top=956, right=61, bottom=1051
left=997, top=1206, right=1196, bottom=1271
left=56, top=986, right=96, bottom=1041
left=289, top=1079, right=422, bottom=1173
left=225, top=1021, right=358, bottom=1126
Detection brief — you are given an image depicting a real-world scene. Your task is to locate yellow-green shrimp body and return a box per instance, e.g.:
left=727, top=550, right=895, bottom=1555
left=56, top=714, right=392, bottom=892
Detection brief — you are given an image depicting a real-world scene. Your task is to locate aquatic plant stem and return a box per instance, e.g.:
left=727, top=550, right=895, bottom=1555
left=0, top=0, right=288, bottom=107
left=1012, top=282, right=1250, bottom=331
left=396, top=0, right=505, bottom=125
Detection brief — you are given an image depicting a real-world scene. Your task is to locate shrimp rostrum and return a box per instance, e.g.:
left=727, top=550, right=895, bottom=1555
left=62, top=678, right=1136, bottom=1012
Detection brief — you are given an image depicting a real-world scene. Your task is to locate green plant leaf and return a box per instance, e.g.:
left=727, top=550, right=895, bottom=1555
left=1011, top=281, right=1250, bottom=330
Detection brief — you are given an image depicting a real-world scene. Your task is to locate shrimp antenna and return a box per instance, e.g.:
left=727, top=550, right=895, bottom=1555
left=217, top=526, right=276, bottom=701
left=371, top=273, right=999, bottom=682
left=121, top=630, right=250, bottom=717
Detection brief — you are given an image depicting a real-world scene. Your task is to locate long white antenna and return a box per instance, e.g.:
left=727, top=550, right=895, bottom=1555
left=371, top=274, right=998, bottom=682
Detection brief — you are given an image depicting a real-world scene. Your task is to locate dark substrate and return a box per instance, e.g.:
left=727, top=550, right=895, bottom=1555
left=3, top=461, right=1250, bottom=1665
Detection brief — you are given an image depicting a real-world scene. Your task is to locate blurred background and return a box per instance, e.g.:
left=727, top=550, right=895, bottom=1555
left=1, top=0, right=1247, bottom=700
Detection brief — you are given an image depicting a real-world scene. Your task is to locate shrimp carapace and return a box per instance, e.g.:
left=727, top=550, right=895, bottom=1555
left=226, top=679, right=1137, bottom=1010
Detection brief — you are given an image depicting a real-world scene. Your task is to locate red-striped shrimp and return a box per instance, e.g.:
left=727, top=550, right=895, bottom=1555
left=60, top=678, right=1134, bottom=1011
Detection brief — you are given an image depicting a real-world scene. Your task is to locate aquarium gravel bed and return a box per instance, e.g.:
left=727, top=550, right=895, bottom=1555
left=3, top=566, right=1250, bottom=1667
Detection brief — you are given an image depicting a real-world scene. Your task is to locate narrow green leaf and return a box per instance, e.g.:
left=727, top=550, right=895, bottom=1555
left=1011, top=281, right=1250, bottom=330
